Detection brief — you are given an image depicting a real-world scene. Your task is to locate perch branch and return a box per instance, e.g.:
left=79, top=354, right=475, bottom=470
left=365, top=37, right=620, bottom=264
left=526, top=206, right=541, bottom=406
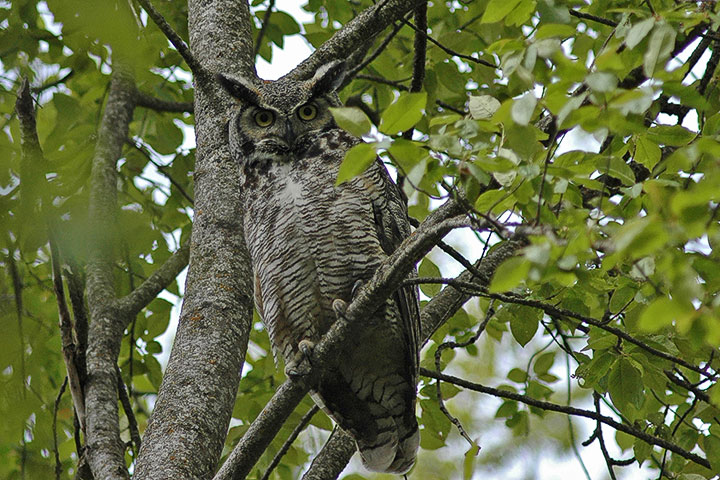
left=214, top=200, right=464, bottom=479
left=301, top=238, right=526, bottom=478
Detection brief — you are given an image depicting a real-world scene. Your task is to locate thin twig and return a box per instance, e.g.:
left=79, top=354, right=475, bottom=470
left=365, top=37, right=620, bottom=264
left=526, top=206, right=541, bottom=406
left=116, top=365, right=142, bottom=455
left=128, top=139, right=195, bottom=205
left=32, top=70, right=75, bottom=94
left=419, top=368, right=712, bottom=470
left=260, top=405, right=319, bottom=480
left=434, top=301, right=494, bottom=447
left=591, top=393, right=618, bottom=480
left=535, top=126, right=558, bottom=225
left=402, top=276, right=718, bottom=381
left=254, top=0, right=276, bottom=57
left=400, top=17, right=496, bottom=68
left=53, top=377, right=69, bottom=480
left=569, top=10, right=618, bottom=27
left=136, top=0, right=203, bottom=75
left=346, top=14, right=408, bottom=80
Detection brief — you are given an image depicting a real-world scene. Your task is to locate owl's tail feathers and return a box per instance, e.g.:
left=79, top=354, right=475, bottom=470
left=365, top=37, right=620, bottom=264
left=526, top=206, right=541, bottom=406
left=357, top=418, right=419, bottom=474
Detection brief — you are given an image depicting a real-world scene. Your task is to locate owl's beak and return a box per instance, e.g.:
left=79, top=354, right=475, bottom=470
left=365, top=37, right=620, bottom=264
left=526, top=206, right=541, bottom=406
left=282, top=119, right=295, bottom=146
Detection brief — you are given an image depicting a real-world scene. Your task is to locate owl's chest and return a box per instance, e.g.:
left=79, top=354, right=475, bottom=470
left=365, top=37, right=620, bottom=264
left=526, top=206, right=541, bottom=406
left=241, top=157, right=381, bottom=295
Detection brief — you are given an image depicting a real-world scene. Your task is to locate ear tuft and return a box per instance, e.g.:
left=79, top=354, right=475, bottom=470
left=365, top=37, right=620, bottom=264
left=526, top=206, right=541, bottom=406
left=217, top=73, right=261, bottom=106
left=309, top=60, right=347, bottom=97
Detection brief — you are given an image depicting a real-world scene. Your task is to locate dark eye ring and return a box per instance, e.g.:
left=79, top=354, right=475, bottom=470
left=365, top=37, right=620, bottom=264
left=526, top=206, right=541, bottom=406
left=297, top=104, right=317, bottom=121
left=254, top=110, right=274, bottom=127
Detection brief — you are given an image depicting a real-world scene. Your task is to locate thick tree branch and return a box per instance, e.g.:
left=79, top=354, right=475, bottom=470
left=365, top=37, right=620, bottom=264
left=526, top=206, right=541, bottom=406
left=117, top=241, right=190, bottom=317
left=301, top=429, right=356, bottom=480
left=15, top=78, right=43, bottom=160
left=419, top=368, right=711, bottom=470
left=84, top=67, right=136, bottom=480
left=134, top=1, right=257, bottom=478
left=288, top=0, right=426, bottom=81
left=49, top=237, right=86, bottom=432
left=135, top=90, right=194, bottom=113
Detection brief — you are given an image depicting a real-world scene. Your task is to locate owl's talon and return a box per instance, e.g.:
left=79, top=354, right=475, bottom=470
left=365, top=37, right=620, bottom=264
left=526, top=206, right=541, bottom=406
left=298, top=338, right=314, bottom=357
left=332, top=299, right=348, bottom=318
left=351, top=280, right=363, bottom=300
left=285, top=339, right=315, bottom=378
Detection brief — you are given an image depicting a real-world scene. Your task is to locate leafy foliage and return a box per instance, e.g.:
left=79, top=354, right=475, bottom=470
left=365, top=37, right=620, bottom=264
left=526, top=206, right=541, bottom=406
left=2, top=0, right=720, bottom=479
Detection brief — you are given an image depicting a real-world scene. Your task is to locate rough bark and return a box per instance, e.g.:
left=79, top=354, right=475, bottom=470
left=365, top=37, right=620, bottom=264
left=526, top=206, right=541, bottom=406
left=84, top=67, right=136, bottom=480
left=287, top=0, right=424, bottom=81
left=133, top=0, right=256, bottom=478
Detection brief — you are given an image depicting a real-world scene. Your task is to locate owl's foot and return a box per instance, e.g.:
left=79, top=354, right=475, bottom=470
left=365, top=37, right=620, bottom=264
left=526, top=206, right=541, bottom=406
left=332, top=299, right=348, bottom=318
left=285, top=339, right=315, bottom=378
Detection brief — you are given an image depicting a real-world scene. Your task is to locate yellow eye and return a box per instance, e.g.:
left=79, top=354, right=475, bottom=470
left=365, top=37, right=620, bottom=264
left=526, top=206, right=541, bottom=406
left=297, top=104, right=317, bottom=121
left=254, top=110, right=274, bottom=127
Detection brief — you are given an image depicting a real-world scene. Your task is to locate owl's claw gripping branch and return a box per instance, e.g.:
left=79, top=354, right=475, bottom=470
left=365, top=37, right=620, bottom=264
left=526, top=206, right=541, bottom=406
left=350, top=280, right=363, bottom=300
left=332, top=298, right=349, bottom=317
left=284, top=339, right=315, bottom=378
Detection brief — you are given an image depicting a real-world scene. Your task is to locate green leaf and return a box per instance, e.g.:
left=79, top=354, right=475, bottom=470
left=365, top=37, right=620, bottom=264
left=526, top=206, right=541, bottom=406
left=329, top=107, right=371, bottom=137
left=388, top=138, right=427, bottom=173
left=634, top=134, right=661, bottom=169
left=644, top=23, right=676, bottom=77
left=468, top=95, right=501, bottom=120
left=379, top=92, right=427, bottom=134
left=511, top=93, right=537, bottom=126
left=418, top=258, right=442, bottom=296
left=507, top=368, right=528, bottom=383
left=638, top=297, right=693, bottom=332
left=625, top=17, right=655, bottom=49
left=489, top=256, right=530, bottom=293
left=272, top=10, right=301, bottom=35
left=481, top=0, right=523, bottom=23
left=335, top=143, right=376, bottom=185
left=585, top=72, right=617, bottom=92
left=646, top=125, right=696, bottom=147
left=463, top=443, right=480, bottom=480
left=609, top=286, right=635, bottom=314
left=594, top=156, right=635, bottom=185
left=608, top=357, right=644, bottom=411
left=509, top=308, right=539, bottom=347
left=533, top=352, right=555, bottom=375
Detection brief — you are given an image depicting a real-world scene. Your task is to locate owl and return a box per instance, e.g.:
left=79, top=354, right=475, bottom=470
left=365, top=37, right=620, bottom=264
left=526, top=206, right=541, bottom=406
left=218, top=60, right=420, bottom=474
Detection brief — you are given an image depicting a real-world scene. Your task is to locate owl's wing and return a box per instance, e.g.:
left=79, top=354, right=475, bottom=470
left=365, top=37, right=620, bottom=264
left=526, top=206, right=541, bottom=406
left=368, top=159, right=421, bottom=377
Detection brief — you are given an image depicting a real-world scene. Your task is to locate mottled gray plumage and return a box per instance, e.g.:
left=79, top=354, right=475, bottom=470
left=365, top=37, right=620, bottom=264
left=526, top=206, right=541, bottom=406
left=219, top=61, right=420, bottom=474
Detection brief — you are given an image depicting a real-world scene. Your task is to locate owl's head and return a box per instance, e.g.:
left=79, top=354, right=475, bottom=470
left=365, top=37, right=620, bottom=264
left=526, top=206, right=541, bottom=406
left=218, top=60, right=346, bottom=163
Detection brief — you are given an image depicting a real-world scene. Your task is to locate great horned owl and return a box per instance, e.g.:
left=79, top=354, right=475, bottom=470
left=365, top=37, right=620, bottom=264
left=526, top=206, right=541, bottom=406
left=218, top=61, right=420, bottom=474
